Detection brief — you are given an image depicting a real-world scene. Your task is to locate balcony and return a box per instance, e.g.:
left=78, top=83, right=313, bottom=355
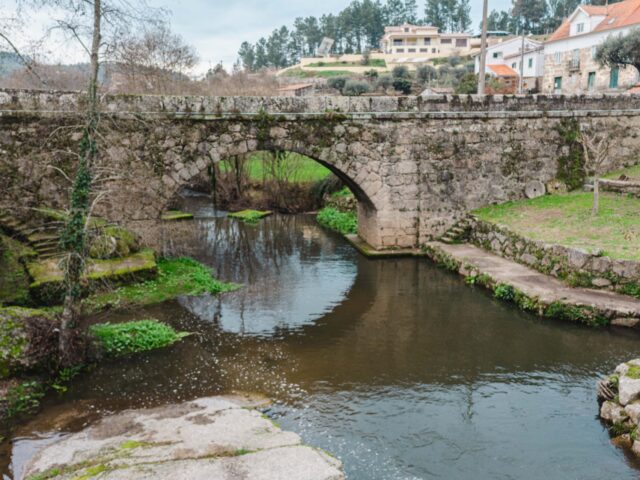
left=568, top=59, right=580, bottom=71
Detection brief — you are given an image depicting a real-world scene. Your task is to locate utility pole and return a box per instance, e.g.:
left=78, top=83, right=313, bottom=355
left=518, top=19, right=525, bottom=94
left=478, top=0, right=489, bottom=95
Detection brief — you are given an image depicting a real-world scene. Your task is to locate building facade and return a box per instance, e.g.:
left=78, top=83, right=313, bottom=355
left=474, top=37, right=545, bottom=92
left=543, top=0, right=640, bottom=94
left=380, top=24, right=472, bottom=59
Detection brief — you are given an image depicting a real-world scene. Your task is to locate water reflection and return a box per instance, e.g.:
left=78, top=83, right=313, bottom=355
left=3, top=199, right=640, bottom=480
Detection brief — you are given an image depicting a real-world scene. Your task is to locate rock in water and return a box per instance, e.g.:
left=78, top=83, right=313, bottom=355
left=23, top=396, right=345, bottom=480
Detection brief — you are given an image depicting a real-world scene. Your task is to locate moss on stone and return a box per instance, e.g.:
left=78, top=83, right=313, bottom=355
left=161, top=211, right=194, bottom=222
left=626, top=365, right=640, bottom=380
left=228, top=210, right=272, bottom=224
left=28, top=249, right=158, bottom=306
left=0, top=234, right=35, bottom=306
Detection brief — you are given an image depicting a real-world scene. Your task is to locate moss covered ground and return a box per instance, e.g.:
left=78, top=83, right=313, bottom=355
left=0, top=234, right=35, bottom=306
left=161, top=211, right=194, bottom=221
left=228, top=210, right=272, bottom=224
left=473, top=192, right=640, bottom=261
left=81, top=257, right=238, bottom=313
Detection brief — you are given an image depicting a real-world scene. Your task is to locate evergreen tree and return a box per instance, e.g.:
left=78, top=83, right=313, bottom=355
left=237, top=42, right=255, bottom=71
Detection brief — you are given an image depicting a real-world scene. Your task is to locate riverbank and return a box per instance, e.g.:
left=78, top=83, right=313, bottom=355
left=23, top=394, right=345, bottom=480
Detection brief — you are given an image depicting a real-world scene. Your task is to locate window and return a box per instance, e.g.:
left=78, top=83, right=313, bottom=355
left=419, top=48, right=428, bottom=52
left=408, top=48, right=416, bottom=53
left=554, top=52, right=561, bottom=65
left=441, top=38, right=452, bottom=44
left=423, top=38, right=431, bottom=45
left=432, top=48, right=437, bottom=53
left=492, top=51, right=503, bottom=59
left=588, top=72, right=596, bottom=91
left=554, top=76, right=562, bottom=91
left=512, top=62, right=517, bottom=69
left=610, top=67, right=619, bottom=88
left=528, top=58, right=533, bottom=68
left=396, top=48, right=404, bottom=53
left=591, top=46, right=598, bottom=58
left=576, top=22, right=584, bottom=33
left=404, top=27, right=410, bottom=32
left=393, top=39, right=403, bottom=46
left=455, top=39, right=467, bottom=47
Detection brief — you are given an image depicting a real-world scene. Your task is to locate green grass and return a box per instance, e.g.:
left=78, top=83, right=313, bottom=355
left=219, top=152, right=331, bottom=183
left=91, top=319, right=189, bottom=357
left=307, top=59, right=386, bottom=68
left=283, top=68, right=355, bottom=78
left=228, top=210, right=272, bottom=224
left=473, top=192, right=640, bottom=260
left=0, top=234, right=33, bottom=306
left=316, top=207, right=358, bottom=235
left=82, top=257, right=238, bottom=312
left=603, top=163, right=640, bottom=179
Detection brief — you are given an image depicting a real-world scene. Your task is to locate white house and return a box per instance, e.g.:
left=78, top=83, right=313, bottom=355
left=474, top=37, right=545, bottom=92
left=543, top=0, right=640, bottom=94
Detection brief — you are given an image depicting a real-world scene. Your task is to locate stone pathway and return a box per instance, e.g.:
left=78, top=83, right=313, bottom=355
left=23, top=395, right=344, bottom=480
left=426, top=242, right=640, bottom=326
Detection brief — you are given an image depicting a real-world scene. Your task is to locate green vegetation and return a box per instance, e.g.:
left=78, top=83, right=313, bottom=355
left=604, top=163, right=640, bottom=180
left=161, top=211, right=194, bottom=221
left=81, top=257, right=237, bottom=313
left=317, top=207, right=357, bottom=235
left=307, top=59, right=386, bottom=68
left=494, top=284, right=516, bottom=302
left=228, top=210, right=272, bottom=224
left=0, top=234, right=34, bottom=306
left=555, top=118, right=586, bottom=190
left=473, top=192, right=640, bottom=260
left=283, top=68, right=354, bottom=78
left=91, top=319, right=189, bottom=357
left=220, top=152, right=331, bottom=183
left=28, top=249, right=158, bottom=305
left=6, top=380, right=45, bottom=417
left=626, top=364, right=640, bottom=380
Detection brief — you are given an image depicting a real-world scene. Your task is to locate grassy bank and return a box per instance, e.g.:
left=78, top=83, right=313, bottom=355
left=220, top=152, right=331, bottom=183
left=82, top=257, right=238, bottom=313
left=317, top=207, right=357, bottom=235
left=473, top=192, right=640, bottom=261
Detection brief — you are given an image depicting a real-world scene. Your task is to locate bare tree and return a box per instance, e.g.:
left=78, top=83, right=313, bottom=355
left=2, top=0, right=163, bottom=366
left=579, top=130, right=610, bottom=216
left=111, top=23, right=198, bottom=94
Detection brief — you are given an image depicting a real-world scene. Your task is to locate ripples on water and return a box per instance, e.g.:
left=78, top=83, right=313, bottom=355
left=4, top=196, right=640, bottom=479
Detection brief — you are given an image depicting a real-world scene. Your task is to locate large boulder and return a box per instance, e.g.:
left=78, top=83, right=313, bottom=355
left=24, top=395, right=345, bottom=480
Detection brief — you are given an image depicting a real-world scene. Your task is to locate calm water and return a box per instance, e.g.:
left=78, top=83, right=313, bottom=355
left=4, top=197, right=640, bottom=479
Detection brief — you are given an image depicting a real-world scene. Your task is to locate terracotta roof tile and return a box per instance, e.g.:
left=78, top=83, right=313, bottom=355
left=548, top=0, right=640, bottom=42
left=487, top=64, right=518, bottom=76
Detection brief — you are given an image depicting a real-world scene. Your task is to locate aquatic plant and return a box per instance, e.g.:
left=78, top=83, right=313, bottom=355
left=316, top=207, right=357, bottom=235
left=90, top=319, right=189, bottom=357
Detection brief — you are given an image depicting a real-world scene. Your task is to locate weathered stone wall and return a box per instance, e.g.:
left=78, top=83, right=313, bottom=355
left=469, top=217, right=640, bottom=294
left=1, top=89, right=640, bottom=248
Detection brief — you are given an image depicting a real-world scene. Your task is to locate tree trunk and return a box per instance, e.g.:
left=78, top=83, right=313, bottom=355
left=59, top=0, right=101, bottom=367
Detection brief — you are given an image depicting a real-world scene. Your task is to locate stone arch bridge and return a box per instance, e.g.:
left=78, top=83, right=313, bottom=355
left=1, top=89, right=640, bottom=249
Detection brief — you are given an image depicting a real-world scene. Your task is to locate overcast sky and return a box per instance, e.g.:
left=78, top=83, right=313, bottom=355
left=4, top=0, right=512, bottom=74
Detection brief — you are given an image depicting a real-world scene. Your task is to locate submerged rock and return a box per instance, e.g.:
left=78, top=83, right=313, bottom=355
left=23, top=395, right=345, bottom=480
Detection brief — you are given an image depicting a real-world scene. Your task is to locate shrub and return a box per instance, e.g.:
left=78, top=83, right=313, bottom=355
left=455, top=73, right=478, bottom=94
left=416, top=65, right=436, bottom=83
left=377, top=74, right=393, bottom=90
left=448, top=55, right=461, bottom=67
left=364, top=69, right=379, bottom=79
left=91, top=319, right=189, bottom=357
left=343, top=79, right=371, bottom=96
left=316, top=207, right=357, bottom=235
left=327, top=76, right=349, bottom=91
left=361, top=50, right=371, bottom=66
left=392, top=65, right=410, bottom=79
left=494, top=283, right=516, bottom=302
left=392, top=78, right=412, bottom=95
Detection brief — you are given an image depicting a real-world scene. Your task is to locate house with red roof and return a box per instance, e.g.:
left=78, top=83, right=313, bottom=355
left=473, top=36, right=544, bottom=92
left=543, top=0, right=640, bottom=94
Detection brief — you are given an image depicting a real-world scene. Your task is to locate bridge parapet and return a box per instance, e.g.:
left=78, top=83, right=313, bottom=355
left=1, top=89, right=640, bottom=118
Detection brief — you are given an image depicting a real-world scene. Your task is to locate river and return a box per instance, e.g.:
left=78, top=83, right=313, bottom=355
left=3, top=195, right=640, bottom=479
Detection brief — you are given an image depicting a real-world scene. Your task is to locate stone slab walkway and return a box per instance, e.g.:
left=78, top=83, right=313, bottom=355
left=23, top=395, right=344, bottom=480
left=426, top=242, right=640, bottom=326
